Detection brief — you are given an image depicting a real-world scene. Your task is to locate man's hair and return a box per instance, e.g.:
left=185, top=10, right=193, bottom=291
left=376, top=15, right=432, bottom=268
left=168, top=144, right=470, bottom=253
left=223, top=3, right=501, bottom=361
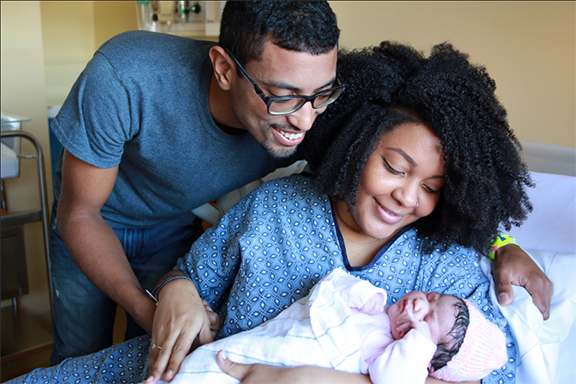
left=305, top=41, right=533, bottom=254
left=219, top=1, right=339, bottom=67
left=430, top=298, right=469, bottom=371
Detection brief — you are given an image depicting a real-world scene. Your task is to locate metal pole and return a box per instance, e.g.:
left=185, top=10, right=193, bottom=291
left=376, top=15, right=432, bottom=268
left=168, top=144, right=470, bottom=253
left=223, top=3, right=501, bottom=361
left=1, top=131, right=54, bottom=322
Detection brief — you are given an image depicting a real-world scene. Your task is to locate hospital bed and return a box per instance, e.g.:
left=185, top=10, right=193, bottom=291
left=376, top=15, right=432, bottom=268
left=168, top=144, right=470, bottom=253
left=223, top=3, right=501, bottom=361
left=494, top=141, right=576, bottom=384
left=194, top=141, right=576, bottom=384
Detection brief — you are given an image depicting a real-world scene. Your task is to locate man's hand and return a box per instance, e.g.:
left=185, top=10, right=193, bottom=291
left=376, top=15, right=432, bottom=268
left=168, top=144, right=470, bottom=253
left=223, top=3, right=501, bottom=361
left=492, top=244, right=553, bottom=319
left=145, top=272, right=220, bottom=384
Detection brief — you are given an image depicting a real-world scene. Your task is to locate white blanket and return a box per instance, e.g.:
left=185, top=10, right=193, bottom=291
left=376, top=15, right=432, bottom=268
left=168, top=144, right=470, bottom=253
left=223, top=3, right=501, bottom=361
left=163, top=268, right=434, bottom=384
left=164, top=270, right=366, bottom=384
left=482, top=250, right=576, bottom=384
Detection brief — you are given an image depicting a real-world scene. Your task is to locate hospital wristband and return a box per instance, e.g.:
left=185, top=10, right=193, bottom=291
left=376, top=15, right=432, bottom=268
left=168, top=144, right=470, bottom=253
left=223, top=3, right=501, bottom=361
left=150, top=275, right=195, bottom=304
left=488, top=234, right=518, bottom=260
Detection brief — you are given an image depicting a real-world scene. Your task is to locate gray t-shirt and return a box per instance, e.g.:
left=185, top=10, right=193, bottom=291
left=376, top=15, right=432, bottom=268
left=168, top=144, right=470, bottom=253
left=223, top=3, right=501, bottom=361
left=52, top=30, right=299, bottom=228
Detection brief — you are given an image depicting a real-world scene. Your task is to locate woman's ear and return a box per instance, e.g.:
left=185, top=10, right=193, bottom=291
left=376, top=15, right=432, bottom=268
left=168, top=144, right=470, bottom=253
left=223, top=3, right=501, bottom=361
left=209, top=46, right=234, bottom=91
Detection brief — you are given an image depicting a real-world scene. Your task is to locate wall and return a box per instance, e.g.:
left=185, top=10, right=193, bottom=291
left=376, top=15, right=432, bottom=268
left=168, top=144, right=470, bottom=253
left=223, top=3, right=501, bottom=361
left=41, top=1, right=138, bottom=107
left=41, top=1, right=95, bottom=107
left=1, top=1, right=52, bottom=314
left=94, top=1, right=138, bottom=51
left=39, top=1, right=576, bottom=147
left=330, top=1, right=575, bottom=147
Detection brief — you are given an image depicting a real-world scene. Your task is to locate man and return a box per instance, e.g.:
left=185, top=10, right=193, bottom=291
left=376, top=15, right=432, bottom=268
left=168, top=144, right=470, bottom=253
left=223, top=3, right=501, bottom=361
left=49, top=1, right=340, bottom=364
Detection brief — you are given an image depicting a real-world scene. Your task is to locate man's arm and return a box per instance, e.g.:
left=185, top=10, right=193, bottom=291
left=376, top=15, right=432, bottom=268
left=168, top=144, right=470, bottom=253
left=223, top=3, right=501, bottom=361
left=145, top=270, right=217, bottom=384
left=493, top=244, right=553, bottom=319
left=57, top=149, right=156, bottom=332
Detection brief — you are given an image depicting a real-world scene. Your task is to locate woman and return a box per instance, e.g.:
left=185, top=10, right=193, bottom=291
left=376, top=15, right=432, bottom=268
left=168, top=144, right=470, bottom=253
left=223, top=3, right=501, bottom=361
left=148, top=42, right=532, bottom=384
left=10, top=42, right=541, bottom=384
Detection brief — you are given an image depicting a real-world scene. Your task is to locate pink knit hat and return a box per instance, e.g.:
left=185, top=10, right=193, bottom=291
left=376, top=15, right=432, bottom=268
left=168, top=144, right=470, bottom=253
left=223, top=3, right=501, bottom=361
left=430, top=299, right=508, bottom=382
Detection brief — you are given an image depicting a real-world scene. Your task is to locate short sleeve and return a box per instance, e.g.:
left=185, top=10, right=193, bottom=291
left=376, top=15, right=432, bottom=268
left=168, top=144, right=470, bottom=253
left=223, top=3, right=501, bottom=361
left=51, top=52, right=136, bottom=169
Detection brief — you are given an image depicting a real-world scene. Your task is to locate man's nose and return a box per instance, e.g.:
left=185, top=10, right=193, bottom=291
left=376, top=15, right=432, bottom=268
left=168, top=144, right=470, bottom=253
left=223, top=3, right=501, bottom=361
left=286, top=102, right=320, bottom=132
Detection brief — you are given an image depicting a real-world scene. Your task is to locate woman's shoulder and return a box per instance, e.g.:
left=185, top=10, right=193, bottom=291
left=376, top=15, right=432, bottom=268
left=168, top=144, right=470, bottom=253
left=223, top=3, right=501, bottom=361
left=256, top=174, right=325, bottom=201
left=238, top=174, right=332, bottom=220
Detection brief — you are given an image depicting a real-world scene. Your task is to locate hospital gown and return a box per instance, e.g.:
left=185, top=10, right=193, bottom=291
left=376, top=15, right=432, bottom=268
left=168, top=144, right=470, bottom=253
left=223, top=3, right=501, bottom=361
left=8, top=175, right=516, bottom=384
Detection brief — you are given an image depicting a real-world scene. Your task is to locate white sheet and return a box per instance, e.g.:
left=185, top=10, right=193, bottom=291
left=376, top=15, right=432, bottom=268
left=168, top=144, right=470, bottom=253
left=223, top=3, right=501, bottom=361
left=505, top=172, right=576, bottom=254
left=495, top=171, right=576, bottom=384
left=482, top=250, right=576, bottom=384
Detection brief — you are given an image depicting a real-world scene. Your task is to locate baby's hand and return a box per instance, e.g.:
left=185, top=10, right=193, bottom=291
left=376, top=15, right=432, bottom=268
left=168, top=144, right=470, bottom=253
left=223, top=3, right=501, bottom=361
left=404, top=304, right=433, bottom=342
left=360, top=293, right=386, bottom=316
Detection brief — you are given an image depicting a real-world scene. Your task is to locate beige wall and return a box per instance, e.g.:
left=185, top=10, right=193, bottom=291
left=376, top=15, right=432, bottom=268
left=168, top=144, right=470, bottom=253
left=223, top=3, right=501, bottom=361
left=41, top=1, right=95, bottom=107
left=330, top=1, right=575, bottom=148
left=7, top=1, right=576, bottom=146
left=1, top=1, right=52, bottom=313
left=93, top=1, right=138, bottom=52
left=41, top=1, right=138, bottom=106
left=40, top=1, right=576, bottom=148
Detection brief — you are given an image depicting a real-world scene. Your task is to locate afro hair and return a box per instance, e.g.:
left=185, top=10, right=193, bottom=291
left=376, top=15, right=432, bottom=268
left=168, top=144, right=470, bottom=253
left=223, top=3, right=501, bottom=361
left=304, top=41, right=533, bottom=254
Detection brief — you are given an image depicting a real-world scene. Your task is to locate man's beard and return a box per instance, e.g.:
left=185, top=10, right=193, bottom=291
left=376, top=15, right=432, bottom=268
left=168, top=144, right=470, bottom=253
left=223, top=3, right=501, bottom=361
left=260, top=140, right=299, bottom=159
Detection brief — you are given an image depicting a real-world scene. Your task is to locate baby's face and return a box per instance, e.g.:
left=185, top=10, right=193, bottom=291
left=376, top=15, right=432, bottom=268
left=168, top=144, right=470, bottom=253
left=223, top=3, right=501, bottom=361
left=388, top=291, right=458, bottom=344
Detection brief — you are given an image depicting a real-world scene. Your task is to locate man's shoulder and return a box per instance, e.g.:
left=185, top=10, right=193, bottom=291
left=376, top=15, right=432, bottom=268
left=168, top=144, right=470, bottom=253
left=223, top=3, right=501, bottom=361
left=100, top=30, right=212, bottom=50
left=96, top=30, right=215, bottom=66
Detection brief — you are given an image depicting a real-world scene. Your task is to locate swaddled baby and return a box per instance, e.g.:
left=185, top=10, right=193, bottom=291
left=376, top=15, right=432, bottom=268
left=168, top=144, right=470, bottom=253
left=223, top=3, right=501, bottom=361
left=158, top=268, right=507, bottom=384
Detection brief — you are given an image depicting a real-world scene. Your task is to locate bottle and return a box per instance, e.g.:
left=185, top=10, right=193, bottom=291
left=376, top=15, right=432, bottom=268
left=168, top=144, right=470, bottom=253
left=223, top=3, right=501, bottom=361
left=175, top=1, right=189, bottom=24
left=136, top=1, right=153, bottom=30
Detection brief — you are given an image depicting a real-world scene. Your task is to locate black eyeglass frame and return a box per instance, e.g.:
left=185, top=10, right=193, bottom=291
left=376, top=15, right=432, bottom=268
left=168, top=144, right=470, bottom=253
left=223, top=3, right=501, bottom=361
left=225, top=48, right=345, bottom=116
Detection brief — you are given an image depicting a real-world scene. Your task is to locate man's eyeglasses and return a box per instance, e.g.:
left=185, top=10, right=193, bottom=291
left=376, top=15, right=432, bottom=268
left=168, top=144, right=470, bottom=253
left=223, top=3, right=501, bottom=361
left=225, top=49, right=345, bottom=116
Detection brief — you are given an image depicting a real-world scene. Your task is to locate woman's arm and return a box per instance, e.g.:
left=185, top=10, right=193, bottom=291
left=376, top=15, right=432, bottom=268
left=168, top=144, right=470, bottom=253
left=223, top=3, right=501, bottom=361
left=217, top=351, right=373, bottom=384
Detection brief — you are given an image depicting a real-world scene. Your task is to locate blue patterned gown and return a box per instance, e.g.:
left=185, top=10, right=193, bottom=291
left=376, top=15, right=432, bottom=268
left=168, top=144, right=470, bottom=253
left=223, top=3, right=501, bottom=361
left=10, top=175, right=516, bottom=384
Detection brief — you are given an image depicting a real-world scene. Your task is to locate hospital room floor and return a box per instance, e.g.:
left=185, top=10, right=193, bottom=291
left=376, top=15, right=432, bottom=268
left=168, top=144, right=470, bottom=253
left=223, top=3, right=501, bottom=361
left=0, top=307, right=127, bottom=382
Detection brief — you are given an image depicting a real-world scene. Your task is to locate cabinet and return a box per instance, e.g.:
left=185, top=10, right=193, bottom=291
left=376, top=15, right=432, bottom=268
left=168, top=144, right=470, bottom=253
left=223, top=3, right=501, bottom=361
left=1, top=129, right=53, bottom=364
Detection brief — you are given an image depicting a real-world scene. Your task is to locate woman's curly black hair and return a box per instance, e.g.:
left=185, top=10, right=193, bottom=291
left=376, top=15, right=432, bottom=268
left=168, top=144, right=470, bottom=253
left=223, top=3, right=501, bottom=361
left=303, top=41, right=533, bottom=254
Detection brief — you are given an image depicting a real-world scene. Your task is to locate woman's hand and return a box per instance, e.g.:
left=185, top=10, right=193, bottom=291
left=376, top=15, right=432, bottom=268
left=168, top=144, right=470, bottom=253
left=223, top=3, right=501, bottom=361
left=492, top=244, right=553, bottom=319
left=216, top=351, right=373, bottom=384
left=145, top=272, right=220, bottom=384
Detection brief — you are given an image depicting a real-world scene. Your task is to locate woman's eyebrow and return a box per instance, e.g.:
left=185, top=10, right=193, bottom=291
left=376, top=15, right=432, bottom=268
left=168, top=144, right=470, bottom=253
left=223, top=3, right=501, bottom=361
left=387, top=147, right=416, bottom=166
left=386, top=147, right=445, bottom=179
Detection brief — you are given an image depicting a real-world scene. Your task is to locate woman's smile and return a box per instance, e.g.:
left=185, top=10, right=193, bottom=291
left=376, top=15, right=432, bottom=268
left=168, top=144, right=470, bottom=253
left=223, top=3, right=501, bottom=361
left=374, top=198, right=403, bottom=225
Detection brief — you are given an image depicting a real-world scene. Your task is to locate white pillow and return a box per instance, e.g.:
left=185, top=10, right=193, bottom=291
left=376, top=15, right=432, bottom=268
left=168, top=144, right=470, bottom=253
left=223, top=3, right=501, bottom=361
left=505, top=172, right=575, bottom=254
